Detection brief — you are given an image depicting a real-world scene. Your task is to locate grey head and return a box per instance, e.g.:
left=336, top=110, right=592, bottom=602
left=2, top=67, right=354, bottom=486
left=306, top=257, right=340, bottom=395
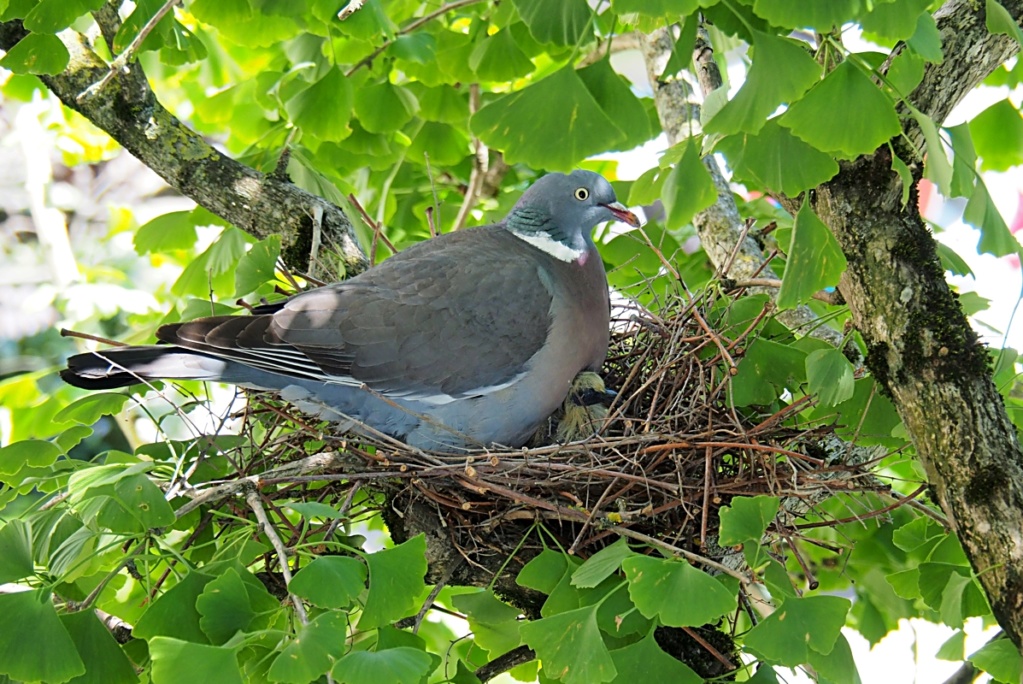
left=503, top=170, right=640, bottom=260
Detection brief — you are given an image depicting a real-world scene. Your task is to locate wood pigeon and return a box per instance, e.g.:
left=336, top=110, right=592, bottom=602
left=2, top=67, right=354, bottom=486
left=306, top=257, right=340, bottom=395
left=61, top=170, right=639, bottom=453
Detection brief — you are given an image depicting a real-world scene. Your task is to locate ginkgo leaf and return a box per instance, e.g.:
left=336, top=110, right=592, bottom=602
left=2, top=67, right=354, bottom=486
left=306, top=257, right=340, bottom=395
left=512, top=0, right=593, bottom=46
left=744, top=595, right=851, bottom=666
left=717, top=119, right=839, bottom=195
left=752, top=0, right=861, bottom=31
left=471, top=67, right=626, bottom=171
left=779, top=60, right=901, bottom=158
left=777, top=199, right=846, bottom=308
left=286, top=68, right=354, bottom=142
left=661, top=138, right=717, bottom=228
left=705, top=31, right=820, bottom=136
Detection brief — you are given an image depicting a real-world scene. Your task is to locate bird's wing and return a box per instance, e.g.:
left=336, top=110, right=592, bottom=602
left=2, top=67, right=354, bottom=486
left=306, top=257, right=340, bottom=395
left=160, top=228, right=554, bottom=402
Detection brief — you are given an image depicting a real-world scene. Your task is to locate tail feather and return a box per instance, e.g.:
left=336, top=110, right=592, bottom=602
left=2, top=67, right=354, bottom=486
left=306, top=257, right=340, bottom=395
left=61, top=347, right=230, bottom=390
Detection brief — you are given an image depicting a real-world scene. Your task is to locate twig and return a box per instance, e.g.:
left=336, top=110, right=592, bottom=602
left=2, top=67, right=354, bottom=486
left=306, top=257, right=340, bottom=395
left=732, top=278, right=844, bottom=306
left=245, top=488, right=309, bottom=624
left=409, top=558, right=463, bottom=634
left=608, top=526, right=752, bottom=587
left=175, top=451, right=351, bottom=518
left=425, top=206, right=437, bottom=239
left=337, top=0, right=365, bottom=21
left=453, top=84, right=487, bottom=231
left=794, top=485, right=927, bottom=529
left=60, top=328, right=128, bottom=347
left=78, top=0, right=182, bottom=101
left=345, top=0, right=484, bottom=76
left=475, top=645, right=536, bottom=682
left=349, top=192, right=396, bottom=261
left=686, top=304, right=737, bottom=374
left=680, top=626, right=736, bottom=670
left=701, top=444, right=713, bottom=546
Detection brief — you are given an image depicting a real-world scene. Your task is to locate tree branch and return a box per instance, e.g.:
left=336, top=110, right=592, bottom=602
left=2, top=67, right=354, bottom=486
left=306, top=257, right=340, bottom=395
left=894, top=0, right=1023, bottom=160
left=0, top=20, right=368, bottom=278
left=639, top=27, right=847, bottom=350
left=806, top=0, right=1023, bottom=648
left=475, top=645, right=536, bottom=682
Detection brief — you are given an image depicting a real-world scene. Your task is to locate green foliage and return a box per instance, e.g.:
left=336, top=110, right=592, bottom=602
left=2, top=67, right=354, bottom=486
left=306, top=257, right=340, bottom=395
left=776, top=199, right=846, bottom=309
left=0, top=0, right=1021, bottom=681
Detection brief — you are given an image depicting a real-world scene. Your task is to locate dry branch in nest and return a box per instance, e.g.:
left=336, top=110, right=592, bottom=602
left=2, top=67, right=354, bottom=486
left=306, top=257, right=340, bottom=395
left=178, top=285, right=895, bottom=600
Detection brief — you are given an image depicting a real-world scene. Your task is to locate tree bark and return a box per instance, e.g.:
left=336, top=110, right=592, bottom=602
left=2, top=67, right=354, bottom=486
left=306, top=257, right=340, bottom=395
left=0, top=19, right=368, bottom=278
left=814, top=0, right=1023, bottom=648
left=644, top=0, right=1023, bottom=648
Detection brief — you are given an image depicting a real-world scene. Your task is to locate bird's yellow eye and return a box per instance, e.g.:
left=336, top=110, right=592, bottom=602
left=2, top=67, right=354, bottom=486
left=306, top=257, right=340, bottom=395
left=574, top=187, right=589, bottom=201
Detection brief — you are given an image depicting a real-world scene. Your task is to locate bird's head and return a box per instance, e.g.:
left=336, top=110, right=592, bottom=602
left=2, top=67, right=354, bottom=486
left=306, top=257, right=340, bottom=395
left=505, top=170, right=641, bottom=263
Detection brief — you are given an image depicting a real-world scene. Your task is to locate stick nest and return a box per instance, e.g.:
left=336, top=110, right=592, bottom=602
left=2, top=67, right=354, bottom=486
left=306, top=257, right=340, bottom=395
left=222, top=287, right=884, bottom=574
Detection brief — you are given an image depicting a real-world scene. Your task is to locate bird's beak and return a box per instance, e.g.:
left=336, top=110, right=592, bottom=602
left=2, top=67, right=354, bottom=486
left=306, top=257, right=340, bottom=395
left=603, top=201, right=641, bottom=227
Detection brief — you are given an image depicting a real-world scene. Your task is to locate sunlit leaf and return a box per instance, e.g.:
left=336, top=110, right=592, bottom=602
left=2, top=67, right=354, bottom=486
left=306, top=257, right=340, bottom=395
left=612, top=0, right=706, bottom=15
left=969, top=99, right=1023, bottom=172
left=234, top=235, right=281, bottom=297
left=969, top=637, right=1023, bottom=684
left=609, top=633, right=701, bottom=683
left=779, top=61, right=901, bottom=158
left=705, top=31, right=820, bottom=136
left=661, top=138, right=717, bottom=229
left=964, top=177, right=1018, bottom=257
left=752, top=0, right=860, bottom=31
left=54, top=393, right=131, bottom=426
left=134, top=572, right=215, bottom=643
left=860, top=0, right=931, bottom=42
left=267, top=611, right=348, bottom=684
left=777, top=199, right=846, bottom=308
left=150, top=637, right=244, bottom=684
left=512, top=0, right=593, bottom=46
left=468, top=28, right=534, bottom=81
left=718, top=120, right=839, bottom=196
left=731, top=339, right=808, bottom=407
left=0, top=439, right=61, bottom=474
left=907, top=12, right=943, bottom=62
left=134, top=211, right=199, bottom=254
left=985, top=0, right=1023, bottom=46
left=286, top=68, right=354, bottom=142
left=571, top=538, right=634, bottom=589
left=61, top=610, right=140, bottom=684
left=354, top=82, right=419, bottom=133
left=0, top=32, right=69, bottom=74
left=0, top=591, right=84, bottom=683
left=808, top=633, right=861, bottom=684
left=577, top=59, right=652, bottom=151
left=196, top=567, right=280, bottom=644
left=0, top=520, right=33, bottom=583
left=471, top=68, right=625, bottom=171
left=23, top=0, right=104, bottom=33
left=947, top=123, right=978, bottom=199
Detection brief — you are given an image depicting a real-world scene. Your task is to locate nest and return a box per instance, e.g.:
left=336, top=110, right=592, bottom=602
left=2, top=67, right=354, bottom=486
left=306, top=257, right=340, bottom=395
left=208, top=286, right=888, bottom=585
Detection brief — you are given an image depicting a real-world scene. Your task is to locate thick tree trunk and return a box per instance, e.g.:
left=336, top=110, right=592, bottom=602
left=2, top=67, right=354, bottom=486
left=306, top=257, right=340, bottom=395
left=816, top=147, right=1023, bottom=646
left=816, top=0, right=1023, bottom=647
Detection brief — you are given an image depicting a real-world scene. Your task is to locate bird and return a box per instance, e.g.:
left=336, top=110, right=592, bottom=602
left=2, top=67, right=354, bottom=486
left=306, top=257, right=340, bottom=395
left=61, top=170, right=639, bottom=453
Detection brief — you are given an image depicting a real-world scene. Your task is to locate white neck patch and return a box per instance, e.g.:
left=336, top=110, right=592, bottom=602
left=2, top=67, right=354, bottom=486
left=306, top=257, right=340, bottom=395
left=510, top=229, right=585, bottom=263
